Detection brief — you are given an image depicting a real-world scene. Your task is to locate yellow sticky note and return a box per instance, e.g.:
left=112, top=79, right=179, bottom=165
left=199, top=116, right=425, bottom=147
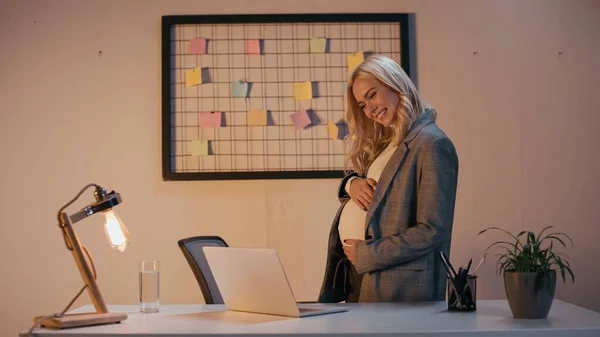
left=293, top=81, right=312, bottom=100
left=348, top=51, right=364, bottom=72
left=310, top=38, right=327, bottom=53
left=327, top=121, right=339, bottom=140
left=248, top=109, right=267, bottom=126
left=189, top=140, right=208, bottom=156
left=185, top=67, right=202, bottom=87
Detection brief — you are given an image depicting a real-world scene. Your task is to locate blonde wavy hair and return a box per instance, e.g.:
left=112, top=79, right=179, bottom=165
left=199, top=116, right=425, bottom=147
left=344, top=54, right=434, bottom=175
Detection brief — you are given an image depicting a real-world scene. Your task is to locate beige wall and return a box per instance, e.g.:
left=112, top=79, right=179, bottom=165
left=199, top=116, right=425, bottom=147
left=1, top=0, right=599, bottom=335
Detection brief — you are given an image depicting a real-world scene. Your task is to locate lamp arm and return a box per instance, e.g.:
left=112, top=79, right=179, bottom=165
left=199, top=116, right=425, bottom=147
left=57, top=183, right=99, bottom=251
left=57, top=183, right=99, bottom=224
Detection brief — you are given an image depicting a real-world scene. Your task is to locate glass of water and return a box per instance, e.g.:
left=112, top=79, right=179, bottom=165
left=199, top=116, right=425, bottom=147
left=139, top=260, right=160, bottom=313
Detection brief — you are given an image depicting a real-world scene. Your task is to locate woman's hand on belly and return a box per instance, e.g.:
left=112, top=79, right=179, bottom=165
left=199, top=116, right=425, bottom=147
left=349, top=178, right=377, bottom=211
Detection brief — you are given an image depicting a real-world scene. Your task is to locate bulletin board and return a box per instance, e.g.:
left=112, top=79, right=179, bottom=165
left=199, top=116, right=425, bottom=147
left=161, top=13, right=413, bottom=180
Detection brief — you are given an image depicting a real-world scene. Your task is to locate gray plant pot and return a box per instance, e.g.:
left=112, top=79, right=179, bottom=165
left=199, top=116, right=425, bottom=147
left=503, top=270, right=556, bottom=319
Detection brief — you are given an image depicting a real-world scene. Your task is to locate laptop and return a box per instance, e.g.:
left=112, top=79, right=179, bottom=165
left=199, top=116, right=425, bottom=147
left=202, top=247, right=349, bottom=318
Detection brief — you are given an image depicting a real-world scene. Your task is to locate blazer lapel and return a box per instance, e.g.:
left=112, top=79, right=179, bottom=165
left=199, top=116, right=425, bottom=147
left=364, top=142, right=409, bottom=234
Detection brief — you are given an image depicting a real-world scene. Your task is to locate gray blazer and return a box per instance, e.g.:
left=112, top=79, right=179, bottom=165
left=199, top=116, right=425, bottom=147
left=318, top=109, right=459, bottom=303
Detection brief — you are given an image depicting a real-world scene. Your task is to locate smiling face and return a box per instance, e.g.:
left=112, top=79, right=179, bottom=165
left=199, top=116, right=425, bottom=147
left=352, top=76, right=400, bottom=127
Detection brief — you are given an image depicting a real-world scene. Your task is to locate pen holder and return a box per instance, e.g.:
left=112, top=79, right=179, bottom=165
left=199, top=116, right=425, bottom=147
left=447, top=275, right=477, bottom=311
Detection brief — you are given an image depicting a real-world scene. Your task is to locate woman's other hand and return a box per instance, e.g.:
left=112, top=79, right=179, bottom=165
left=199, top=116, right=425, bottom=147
left=343, top=239, right=363, bottom=265
left=349, top=178, right=377, bottom=211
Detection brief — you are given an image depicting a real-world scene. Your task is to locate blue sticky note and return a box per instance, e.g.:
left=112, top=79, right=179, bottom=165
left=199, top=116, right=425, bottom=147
left=232, top=81, right=248, bottom=97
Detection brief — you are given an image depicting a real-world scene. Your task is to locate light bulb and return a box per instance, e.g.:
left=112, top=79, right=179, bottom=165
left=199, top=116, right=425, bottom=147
left=103, top=210, right=131, bottom=252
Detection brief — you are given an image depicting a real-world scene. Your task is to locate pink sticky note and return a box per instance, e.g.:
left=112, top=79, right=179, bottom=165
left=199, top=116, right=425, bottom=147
left=245, top=40, right=261, bottom=55
left=290, top=110, right=311, bottom=130
left=189, top=38, right=207, bottom=54
left=199, top=112, right=222, bottom=128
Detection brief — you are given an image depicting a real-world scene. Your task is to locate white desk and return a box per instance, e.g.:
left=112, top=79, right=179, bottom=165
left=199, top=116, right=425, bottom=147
left=21, top=300, right=600, bottom=336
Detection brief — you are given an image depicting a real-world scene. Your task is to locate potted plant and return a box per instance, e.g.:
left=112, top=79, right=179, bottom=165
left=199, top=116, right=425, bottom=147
left=479, top=226, right=574, bottom=319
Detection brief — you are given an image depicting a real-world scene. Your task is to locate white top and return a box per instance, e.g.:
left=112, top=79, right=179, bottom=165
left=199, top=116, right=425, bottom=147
left=22, top=300, right=600, bottom=336
left=338, top=143, right=398, bottom=245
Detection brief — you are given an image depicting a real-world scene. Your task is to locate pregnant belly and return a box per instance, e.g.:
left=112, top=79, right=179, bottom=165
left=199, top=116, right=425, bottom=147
left=338, top=200, right=367, bottom=245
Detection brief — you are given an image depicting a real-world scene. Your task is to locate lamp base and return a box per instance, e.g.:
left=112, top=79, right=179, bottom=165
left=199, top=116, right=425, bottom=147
left=34, top=312, right=127, bottom=329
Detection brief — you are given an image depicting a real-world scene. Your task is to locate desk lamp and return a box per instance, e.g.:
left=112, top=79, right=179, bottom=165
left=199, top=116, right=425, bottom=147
left=33, top=183, right=130, bottom=330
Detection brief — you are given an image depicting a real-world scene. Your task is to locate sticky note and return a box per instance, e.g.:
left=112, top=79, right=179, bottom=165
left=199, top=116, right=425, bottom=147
left=290, top=110, right=311, bottom=130
left=199, top=112, right=222, bottom=128
left=190, top=140, right=208, bottom=156
left=245, top=40, right=261, bottom=55
left=185, top=67, right=202, bottom=87
left=248, top=109, right=267, bottom=126
left=293, top=81, right=312, bottom=100
left=327, top=121, right=339, bottom=140
left=310, top=38, right=326, bottom=53
left=348, top=51, right=365, bottom=72
left=232, top=81, right=248, bottom=97
left=189, top=38, right=207, bottom=54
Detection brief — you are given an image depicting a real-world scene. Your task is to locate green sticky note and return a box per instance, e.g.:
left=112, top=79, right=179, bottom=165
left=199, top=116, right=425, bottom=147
left=232, top=81, right=248, bottom=97
left=310, top=38, right=326, bottom=53
left=189, top=140, right=208, bottom=156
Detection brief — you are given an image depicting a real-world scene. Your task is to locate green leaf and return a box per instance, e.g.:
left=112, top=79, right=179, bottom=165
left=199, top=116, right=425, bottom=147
left=555, top=252, right=572, bottom=260
left=498, top=259, right=513, bottom=274
left=566, top=266, right=575, bottom=282
left=545, top=232, right=575, bottom=247
left=542, top=235, right=567, bottom=248
left=556, top=257, right=566, bottom=282
left=483, top=241, right=523, bottom=256
left=537, top=225, right=554, bottom=241
left=527, top=231, right=536, bottom=245
left=479, top=227, right=524, bottom=248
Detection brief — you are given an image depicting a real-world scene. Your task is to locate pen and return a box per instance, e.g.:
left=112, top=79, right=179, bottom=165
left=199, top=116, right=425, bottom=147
left=456, top=267, right=465, bottom=293
left=440, top=252, right=458, bottom=278
left=472, top=255, right=486, bottom=276
left=465, top=258, right=472, bottom=275
left=439, top=252, right=463, bottom=304
left=439, top=252, right=454, bottom=278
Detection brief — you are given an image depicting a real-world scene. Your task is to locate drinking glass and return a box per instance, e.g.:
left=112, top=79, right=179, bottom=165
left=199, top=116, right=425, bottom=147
left=139, top=260, right=160, bottom=313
